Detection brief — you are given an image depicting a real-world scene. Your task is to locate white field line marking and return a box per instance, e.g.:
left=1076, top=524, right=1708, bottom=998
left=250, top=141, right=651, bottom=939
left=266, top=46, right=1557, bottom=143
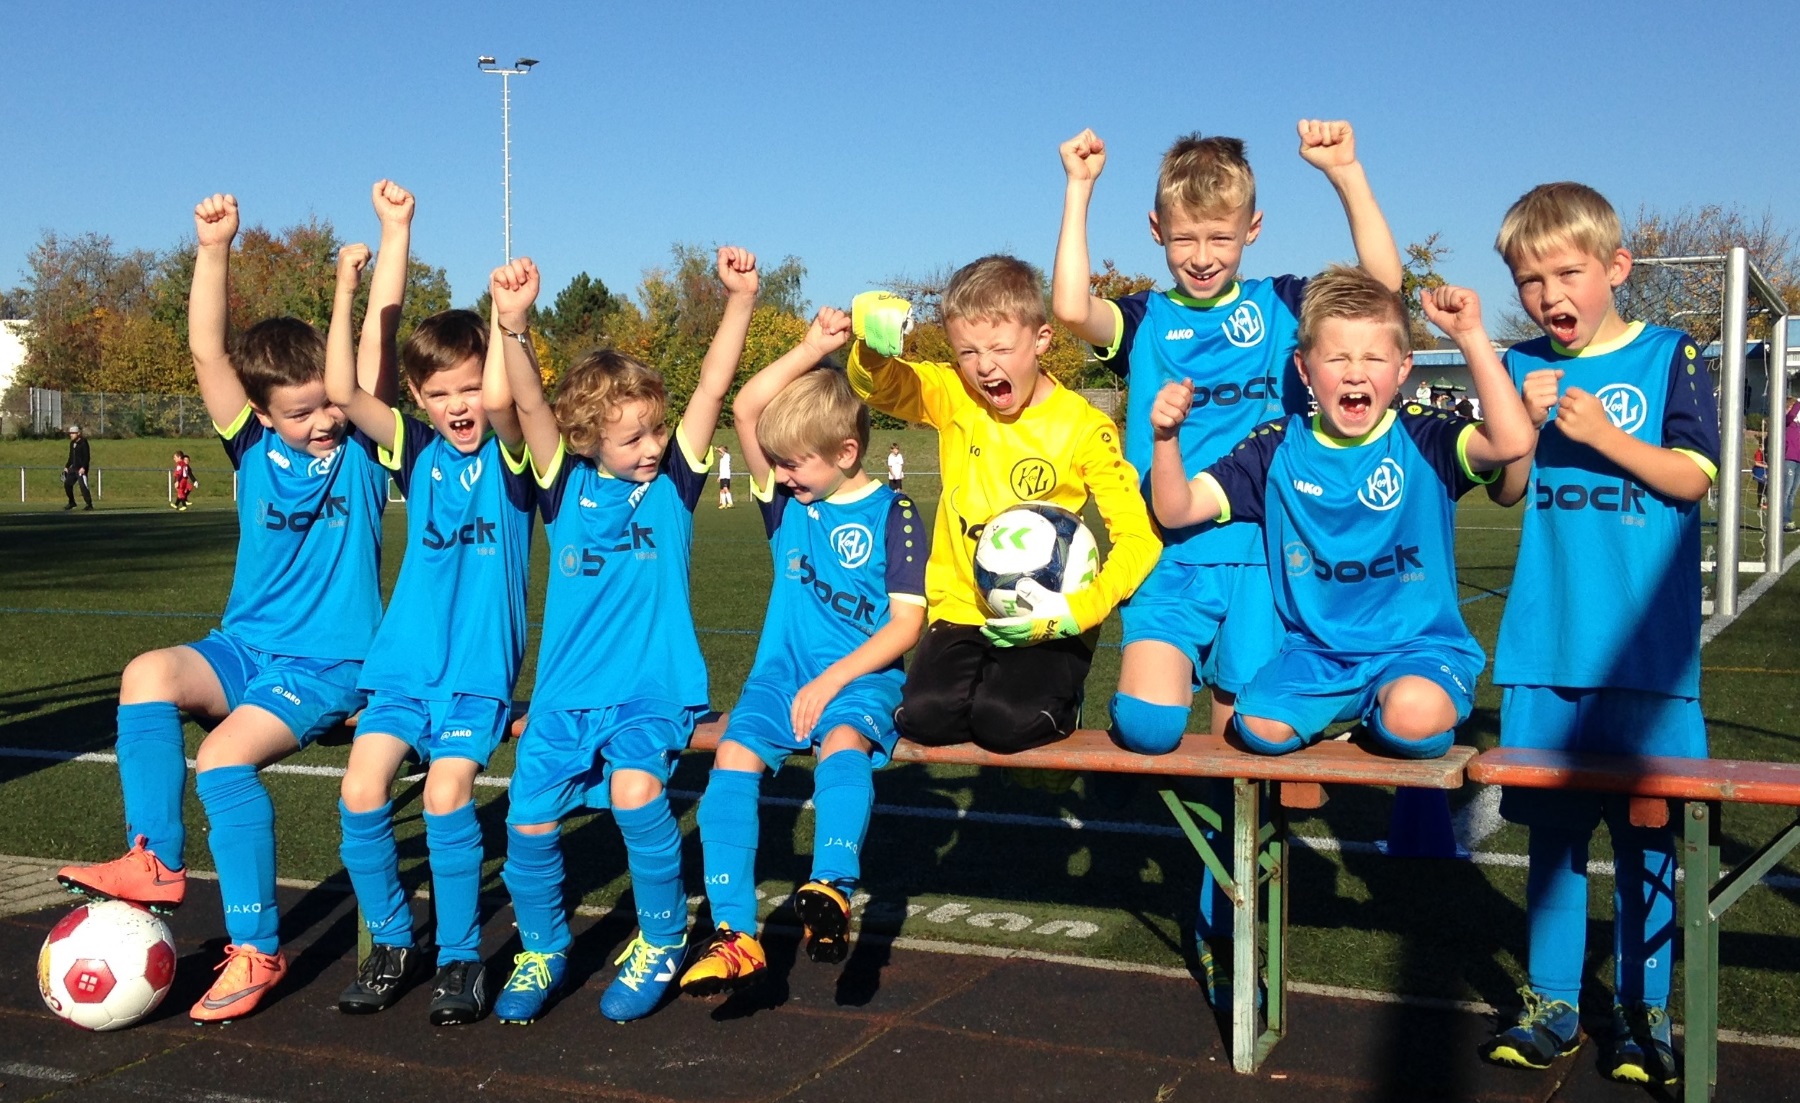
left=12, top=745, right=1800, bottom=890
left=1452, top=785, right=1506, bottom=852
left=0, top=1061, right=79, bottom=1082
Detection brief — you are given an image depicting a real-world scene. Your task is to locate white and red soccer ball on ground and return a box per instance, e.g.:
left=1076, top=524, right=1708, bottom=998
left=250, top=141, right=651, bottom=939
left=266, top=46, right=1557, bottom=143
left=38, top=900, right=177, bottom=1030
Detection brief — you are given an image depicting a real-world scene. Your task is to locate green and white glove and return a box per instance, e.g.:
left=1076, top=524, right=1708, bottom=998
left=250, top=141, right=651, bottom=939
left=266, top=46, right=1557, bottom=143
left=851, top=290, right=914, bottom=358
left=981, top=578, right=1080, bottom=648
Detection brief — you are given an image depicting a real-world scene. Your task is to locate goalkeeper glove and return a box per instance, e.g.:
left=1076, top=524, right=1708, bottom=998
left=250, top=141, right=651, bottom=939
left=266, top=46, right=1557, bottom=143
left=981, top=578, right=1081, bottom=648
left=851, top=291, right=914, bottom=358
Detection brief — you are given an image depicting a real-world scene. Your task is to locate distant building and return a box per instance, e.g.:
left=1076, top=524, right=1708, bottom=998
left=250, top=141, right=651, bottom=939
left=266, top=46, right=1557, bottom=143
left=0, top=320, right=28, bottom=398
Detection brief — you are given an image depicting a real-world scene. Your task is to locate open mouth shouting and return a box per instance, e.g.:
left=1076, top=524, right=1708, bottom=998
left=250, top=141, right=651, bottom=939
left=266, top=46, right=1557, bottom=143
left=448, top=415, right=479, bottom=448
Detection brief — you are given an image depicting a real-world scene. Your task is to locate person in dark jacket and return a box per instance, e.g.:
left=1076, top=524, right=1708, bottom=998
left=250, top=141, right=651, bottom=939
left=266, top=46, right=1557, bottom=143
left=63, top=425, right=93, bottom=510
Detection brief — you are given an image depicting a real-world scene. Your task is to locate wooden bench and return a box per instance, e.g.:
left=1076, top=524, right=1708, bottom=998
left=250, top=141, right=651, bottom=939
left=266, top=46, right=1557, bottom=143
left=1468, top=748, right=1800, bottom=1103
left=490, top=711, right=1472, bottom=1073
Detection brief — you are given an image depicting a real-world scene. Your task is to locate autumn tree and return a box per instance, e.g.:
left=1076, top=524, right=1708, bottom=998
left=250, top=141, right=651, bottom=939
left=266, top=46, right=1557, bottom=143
left=1619, top=204, right=1800, bottom=345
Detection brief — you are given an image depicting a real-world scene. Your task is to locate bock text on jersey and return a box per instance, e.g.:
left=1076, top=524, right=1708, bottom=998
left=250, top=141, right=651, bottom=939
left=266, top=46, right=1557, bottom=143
left=1101, top=278, right=1310, bottom=565
left=217, top=407, right=389, bottom=660
left=1494, top=323, right=1719, bottom=695
left=359, top=416, right=537, bottom=701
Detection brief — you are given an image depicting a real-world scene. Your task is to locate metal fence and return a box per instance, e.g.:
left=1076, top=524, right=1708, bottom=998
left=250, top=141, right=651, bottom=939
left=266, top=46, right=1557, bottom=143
left=13, top=388, right=215, bottom=438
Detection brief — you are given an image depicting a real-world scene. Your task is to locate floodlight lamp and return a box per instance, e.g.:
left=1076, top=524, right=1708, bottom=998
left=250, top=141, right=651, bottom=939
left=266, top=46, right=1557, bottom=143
left=517, top=58, right=538, bottom=68
left=478, top=55, right=497, bottom=66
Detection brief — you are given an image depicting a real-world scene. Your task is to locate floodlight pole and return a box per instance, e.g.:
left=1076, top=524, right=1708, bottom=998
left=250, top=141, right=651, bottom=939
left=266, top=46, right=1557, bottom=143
left=477, top=56, right=538, bottom=262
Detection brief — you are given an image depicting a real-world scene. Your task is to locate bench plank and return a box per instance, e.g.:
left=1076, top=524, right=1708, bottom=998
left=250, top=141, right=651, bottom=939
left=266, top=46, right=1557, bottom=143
left=1469, top=748, right=1800, bottom=807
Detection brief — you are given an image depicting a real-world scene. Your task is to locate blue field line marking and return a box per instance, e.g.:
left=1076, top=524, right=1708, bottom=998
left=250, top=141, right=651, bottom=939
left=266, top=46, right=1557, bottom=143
left=0, top=606, right=766, bottom=637
left=1458, top=585, right=1511, bottom=607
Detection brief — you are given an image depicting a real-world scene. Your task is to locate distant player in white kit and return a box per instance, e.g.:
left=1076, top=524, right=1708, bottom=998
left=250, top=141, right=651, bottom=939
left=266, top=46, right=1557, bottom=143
left=886, top=443, right=904, bottom=490
left=717, top=445, right=735, bottom=508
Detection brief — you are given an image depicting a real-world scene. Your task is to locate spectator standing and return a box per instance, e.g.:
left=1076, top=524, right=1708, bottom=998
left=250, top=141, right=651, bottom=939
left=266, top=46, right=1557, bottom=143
left=63, top=425, right=93, bottom=511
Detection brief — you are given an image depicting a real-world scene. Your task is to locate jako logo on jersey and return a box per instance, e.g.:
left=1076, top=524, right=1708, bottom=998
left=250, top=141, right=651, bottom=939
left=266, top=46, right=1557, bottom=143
left=1594, top=383, right=1648, bottom=434
left=788, top=554, right=878, bottom=625
left=1010, top=458, right=1056, bottom=499
left=1190, top=377, right=1279, bottom=409
left=441, top=728, right=473, bottom=740
left=422, top=516, right=497, bottom=549
left=261, top=497, right=349, bottom=530
left=1221, top=301, right=1265, bottom=348
left=1164, top=327, right=1195, bottom=341
left=579, top=495, right=600, bottom=509
left=1285, top=540, right=1423, bottom=582
left=628, top=482, right=650, bottom=508
left=266, top=450, right=291, bottom=470
left=832, top=523, right=874, bottom=569
left=1533, top=479, right=1647, bottom=514
left=1292, top=479, right=1323, bottom=496
left=269, top=685, right=302, bottom=707
left=1357, top=459, right=1405, bottom=511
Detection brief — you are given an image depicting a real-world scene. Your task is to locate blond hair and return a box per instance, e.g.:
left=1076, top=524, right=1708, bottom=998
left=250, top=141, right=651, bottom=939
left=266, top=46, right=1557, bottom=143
left=1297, top=265, right=1410, bottom=355
left=553, top=349, right=668, bottom=457
left=756, top=367, right=870, bottom=465
left=1156, top=133, right=1256, bottom=220
left=1494, top=182, right=1623, bottom=266
left=941, top=255, right=1046, bottom=329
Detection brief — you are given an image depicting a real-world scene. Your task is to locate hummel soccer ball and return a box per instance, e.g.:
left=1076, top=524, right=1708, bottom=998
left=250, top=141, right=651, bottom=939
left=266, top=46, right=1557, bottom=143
left=973, top=503, right=1100, bottom=617
left=38, top=900, right=177, bottom=1031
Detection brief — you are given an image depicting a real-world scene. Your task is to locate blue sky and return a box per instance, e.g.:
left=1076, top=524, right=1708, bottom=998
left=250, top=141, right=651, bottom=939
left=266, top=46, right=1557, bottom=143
left=4, top=0, right=1794, bottom=329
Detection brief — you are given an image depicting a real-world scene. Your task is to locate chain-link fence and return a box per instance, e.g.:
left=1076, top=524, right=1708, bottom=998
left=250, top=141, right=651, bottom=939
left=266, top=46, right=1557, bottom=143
left=7, top=388, right=216, bottom=439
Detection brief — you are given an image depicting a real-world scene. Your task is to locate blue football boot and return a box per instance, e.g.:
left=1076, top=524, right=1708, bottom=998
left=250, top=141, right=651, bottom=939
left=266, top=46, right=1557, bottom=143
left=599, top=933, right=686, bottom=1022
left=1601, top=1003, right=1678, bottom=1086
left=493, top=950, right=565, bottom=1024
left=1481, top=987, right=1582, bottom=1070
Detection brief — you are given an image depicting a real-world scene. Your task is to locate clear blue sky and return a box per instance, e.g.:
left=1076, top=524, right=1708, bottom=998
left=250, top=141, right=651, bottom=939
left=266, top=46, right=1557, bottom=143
left=4, top=0, right=1794, bottom=326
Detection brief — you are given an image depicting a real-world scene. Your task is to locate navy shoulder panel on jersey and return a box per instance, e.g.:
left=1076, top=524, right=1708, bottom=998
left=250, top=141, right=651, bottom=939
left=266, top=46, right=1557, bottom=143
left=1396, top=406, right=1483, bottom=499
left=1202, top=418, right=1290, bottom=526
left=884, top=492, right=928, bottom=596
left=759, top=483, right=792, bottom=540
left=536, top=449, right=577, bottom=524
left=217, top=409, right=265, bottom=469
left=1661, top=333, right=1720, bottom=463
left=390, top=416, right=440, bottom=497
left=1100, top=291, right=1153, bottom=378
left=1270, top=274, right=1309, bottom=319
left=662, top=437, right=710, bottom=513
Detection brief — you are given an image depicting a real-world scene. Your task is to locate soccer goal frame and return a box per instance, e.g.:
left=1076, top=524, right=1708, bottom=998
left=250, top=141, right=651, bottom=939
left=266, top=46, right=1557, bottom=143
left=1633, top=246, right=1792, bottom=619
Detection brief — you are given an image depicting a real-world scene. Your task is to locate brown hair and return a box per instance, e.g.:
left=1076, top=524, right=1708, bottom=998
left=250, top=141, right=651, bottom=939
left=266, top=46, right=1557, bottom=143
left=1297, top=265, right=1411, bottom=355
left=1494, top=182, right=1623, bottom=267
left=941, top=255, right=1047, bottom=329
left=756, top=367, right=870, bottom=466
left=401, top=309, right=487, bottom=388
left=553, top=349, right=669, bottom=457
left=233, top=317, right=326, bottom=409
left=1156, top=133, right=1256, bottom=220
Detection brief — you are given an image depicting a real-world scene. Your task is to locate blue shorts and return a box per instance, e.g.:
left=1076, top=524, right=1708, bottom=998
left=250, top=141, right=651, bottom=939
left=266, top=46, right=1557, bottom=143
left=188, top=628, right=366, bottom=747
left=356, top=691, right=510, bottom=769
left=724, top=673, right=902, bottom=773
left=505, top=701, right=702, bottom=826
left=1235, top=643, right=1478, bottom=745
left=1118, top=559, right=1282, bottom=695
left=1498, top=685, right=1707, bottom=827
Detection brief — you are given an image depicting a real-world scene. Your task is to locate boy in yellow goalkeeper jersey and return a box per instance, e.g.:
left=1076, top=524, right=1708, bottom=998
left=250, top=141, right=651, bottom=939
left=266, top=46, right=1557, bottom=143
left=847, top=255, right=1160, bottom=752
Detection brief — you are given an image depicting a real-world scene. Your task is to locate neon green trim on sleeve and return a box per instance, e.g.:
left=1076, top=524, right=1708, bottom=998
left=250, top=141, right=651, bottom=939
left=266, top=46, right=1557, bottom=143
left=1094, top=299, right=1126, bottom=361
left=1196, top=472, right=1231, bottom=523
left=1674, top=447, right=1718, bottom=483
left=532, top=439, right=566, bottom=489
left=749, top=469, right=778, bottom=503
left=674, top=424, right=713, bottom=473
left=376, top=407, right=406, bottom=471
left=498, top=435, right=530, bottom=475
left=1455, top=424, right=1500, bottom=485
left=214, top=403, right=253, bottom=440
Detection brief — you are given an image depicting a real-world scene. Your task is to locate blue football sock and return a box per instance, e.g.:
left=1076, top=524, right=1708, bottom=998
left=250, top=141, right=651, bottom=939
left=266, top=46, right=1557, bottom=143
left=811, top=750, right=873, bottom=888
left=615, top=799, right=686, bottom=945
left=339, top=800, right=411, bottom=948
left=1525, top=822, right=1589, bottom=1006
left=1368, top=708, right=1453, bottom=760
left=425, top=801, right=485, bottom=965
left=697, top=768, right=762, bottom=933
left=1108, top=694, right=1188, bottom=756
left=115, top=702, right=188, bottom=868
left=501, top=825, right=569, bottom=956
left=196, top=765, right=279, bottom=952
left=1612, top=821, right=1678, bottom=1007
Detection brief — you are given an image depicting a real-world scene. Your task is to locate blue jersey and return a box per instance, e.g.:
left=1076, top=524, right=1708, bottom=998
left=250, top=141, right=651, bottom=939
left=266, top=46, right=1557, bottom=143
left=747, top=477, right=928, bottom=687
left=529, top=430, right=712, bottom=714
left=1202, top=408, right=1489, bottom=669
left=216, top=406, right=388, bottom=661
left=1494, top=324, right=1719, bottom=695
left=359, top=416, right=536, bottom=701
left=1101, top=278, right=1310, bottom=566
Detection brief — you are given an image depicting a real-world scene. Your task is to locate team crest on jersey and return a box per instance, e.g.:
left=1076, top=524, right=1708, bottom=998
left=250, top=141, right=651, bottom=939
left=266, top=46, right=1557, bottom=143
left=1595, top=383, right=1648, bottom=434
left=1357, top=458, right=1405, bottom=512
left=1221, top=301, right=1265, bottom=349
left=306, top=452, right=335, bottom=478
left=831, top=523, right=874, bottom=569
left=1010, top=458, right=1056, bottom=500
left=1282, top=540, right=1314, bottom=576
left=557, top=545, right=580, bottom=577
left=459, top=457, right=484, bottom=492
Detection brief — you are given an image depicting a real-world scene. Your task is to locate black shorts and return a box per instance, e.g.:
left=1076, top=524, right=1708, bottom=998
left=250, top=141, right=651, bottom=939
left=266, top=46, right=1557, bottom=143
left=895, top=621, right=1093, bottom=754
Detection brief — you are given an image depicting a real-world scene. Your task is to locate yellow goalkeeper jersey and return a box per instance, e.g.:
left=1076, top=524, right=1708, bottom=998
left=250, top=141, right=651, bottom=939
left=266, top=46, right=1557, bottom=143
left=846, top=341, right=1160, bottom=629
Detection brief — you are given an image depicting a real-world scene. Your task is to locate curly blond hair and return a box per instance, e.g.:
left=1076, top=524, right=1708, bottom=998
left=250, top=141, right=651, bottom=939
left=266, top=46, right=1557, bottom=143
left=553, top=349, right=668, bottom=457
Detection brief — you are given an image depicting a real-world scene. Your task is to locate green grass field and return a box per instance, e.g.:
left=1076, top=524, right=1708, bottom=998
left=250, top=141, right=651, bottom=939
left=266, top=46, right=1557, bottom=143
left=3, top=432, right=1798, bottom=1033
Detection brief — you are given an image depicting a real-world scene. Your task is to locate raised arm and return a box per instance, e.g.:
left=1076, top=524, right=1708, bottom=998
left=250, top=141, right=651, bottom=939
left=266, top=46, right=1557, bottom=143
left=679, top=246, right=759, bottom=456
left=1051, top=129, right=1122, bottom=347
left=491, top=258, right=560, bottom=475
left=482, top=309, right=524, bottom=450
left=358, top=180, right=414, bottom=404
left=1298, top=120, right=1402, bottom=293
left=189, top=194, right=249, bottom=427
left=734, top=306, right=851, bottom=488
left=1418, top=287, right=1533, bottom=469
left=325, top=244, right=399, bottom=452
left=1148, top=379, right=1225, bottom=528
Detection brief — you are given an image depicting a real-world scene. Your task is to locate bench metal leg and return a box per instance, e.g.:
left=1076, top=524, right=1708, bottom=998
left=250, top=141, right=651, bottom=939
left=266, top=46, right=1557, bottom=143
left=1682, top=800, right=1720, bottom=1103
